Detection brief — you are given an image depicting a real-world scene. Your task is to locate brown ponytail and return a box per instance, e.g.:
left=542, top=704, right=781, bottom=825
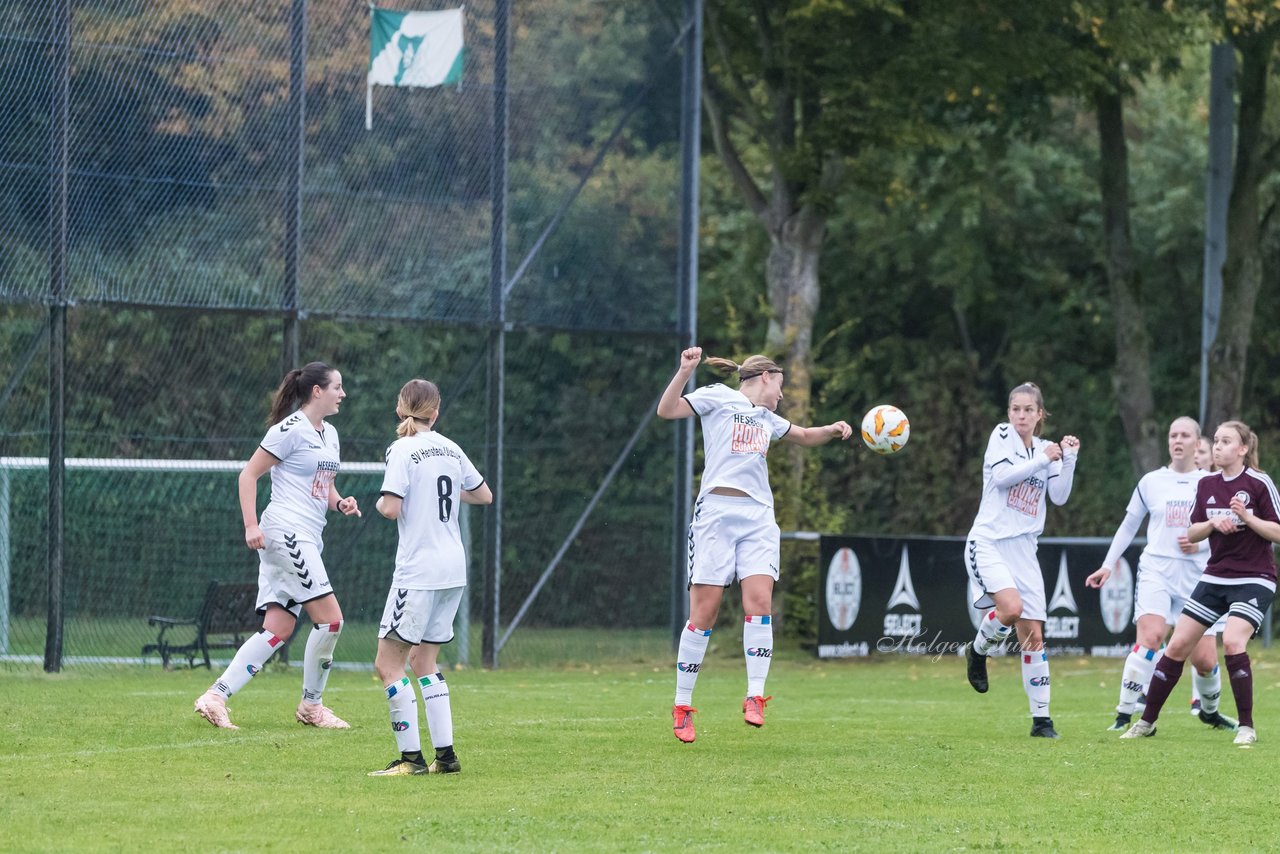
left=267, top=361, right=334, bottom=426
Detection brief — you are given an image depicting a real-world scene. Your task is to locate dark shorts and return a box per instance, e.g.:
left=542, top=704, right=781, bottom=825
left=1183, top=580, right=1275, bottom=631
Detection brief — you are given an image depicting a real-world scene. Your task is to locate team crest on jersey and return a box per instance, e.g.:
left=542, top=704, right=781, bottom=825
left=1235, top=491, right=1251, bottom=508
left=1045, top=553, right=1080, bottom=639
left=825, top=547, right=862, bottom=632
left=881, top=546, right=922, bottom=637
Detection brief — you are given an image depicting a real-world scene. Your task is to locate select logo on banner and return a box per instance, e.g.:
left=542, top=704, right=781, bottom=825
left=1045, top=553, right=1080, bottom=639
left=1099, top=557, right=1134, bottom=634
left=882, top=546, right=923, bottom=637
left=825, top=548, right=862, bottom=632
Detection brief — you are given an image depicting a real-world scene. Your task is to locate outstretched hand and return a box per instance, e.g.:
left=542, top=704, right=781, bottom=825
left=829, top=421, right=853, bottom=441
left=1085, top=566, right=1111, bottom=588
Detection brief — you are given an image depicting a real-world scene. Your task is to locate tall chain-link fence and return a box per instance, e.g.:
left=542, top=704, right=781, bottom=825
left=0, top=0, right=689, bottom=669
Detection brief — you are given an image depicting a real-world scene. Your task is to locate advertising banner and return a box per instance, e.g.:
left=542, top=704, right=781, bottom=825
left=817, top=535, right=1143, bottom=659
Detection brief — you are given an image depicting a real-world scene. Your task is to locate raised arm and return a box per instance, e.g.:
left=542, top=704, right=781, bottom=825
left=657, top=346, right=702, bottom=420
left=990, top=450, right=1054, bottom=489
left=1047, top=440, right=1078, bottom=506
left=781, top=421, right=853, bottom=447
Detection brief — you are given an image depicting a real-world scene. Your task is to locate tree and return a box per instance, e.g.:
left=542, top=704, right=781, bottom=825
left=1208, top=4, right=1280, bottom=427
left=700, top=1, right=951, bottom=527
left=1069, top=3, right=1208, bottom=473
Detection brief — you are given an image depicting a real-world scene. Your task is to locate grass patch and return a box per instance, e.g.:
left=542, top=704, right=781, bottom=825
left=2, top=650, right=1278, bottom=851
left=3, top=618, right=673, bottom=669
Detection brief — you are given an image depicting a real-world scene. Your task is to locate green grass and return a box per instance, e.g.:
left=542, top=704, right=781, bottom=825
left=3, top=649, right=1279, bottom=852
left=4, top=618, right=673, bottom=669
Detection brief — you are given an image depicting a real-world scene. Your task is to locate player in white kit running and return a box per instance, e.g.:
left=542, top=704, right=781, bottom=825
left=962, top=382, right=1079, bottom=738
left=658, top=346, right=854, bottom=743
left=368, top=379, right=491, bottom=776
left=195, top=362, right=362, bottom=730
left=1086, top=416, right=1237, bottom=734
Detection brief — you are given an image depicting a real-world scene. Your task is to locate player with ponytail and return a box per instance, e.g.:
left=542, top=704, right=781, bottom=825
left=194, top=361, right=361, bottom=730
left=962, top=382, right=1081, bottom=739
left=369, top=379, right=492, bottom=776
left=657, top=346, right=854, bottom=743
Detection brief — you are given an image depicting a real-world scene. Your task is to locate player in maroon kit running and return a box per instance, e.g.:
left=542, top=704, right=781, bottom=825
left=1120, top=421, right=1280, bottom=745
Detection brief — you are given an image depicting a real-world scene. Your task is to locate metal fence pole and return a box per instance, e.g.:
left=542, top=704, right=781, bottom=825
left=0, top=468, right=10, bottom=655
left=483, top=0, right=510, bottom=669
left=671, top=0, right=702, bottom=651
left=45, top=0, right=71, bottom=674
left=283, top=0, right=306, bottom=371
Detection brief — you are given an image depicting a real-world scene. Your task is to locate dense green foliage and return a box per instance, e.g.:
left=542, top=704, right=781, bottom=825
left=3, top=2, right=1280, bottom=644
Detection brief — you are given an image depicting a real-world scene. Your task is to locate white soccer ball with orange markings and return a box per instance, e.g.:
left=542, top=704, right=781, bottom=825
left=860, top=404, right=910, bottom=455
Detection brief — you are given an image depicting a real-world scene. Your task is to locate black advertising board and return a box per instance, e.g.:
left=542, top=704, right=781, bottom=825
left=816, top=535, right=1146, bottom=658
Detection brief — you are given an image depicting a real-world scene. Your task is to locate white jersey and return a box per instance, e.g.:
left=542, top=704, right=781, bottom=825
left=966, top=423, right=1076, bottom=542
left=257, top=411, right=341, bottom=542
left=1102, top=467, right=1210, bottom=568
left=684, top=383, right=791, bottom=508
left=380, top=430, right=484, bottom=590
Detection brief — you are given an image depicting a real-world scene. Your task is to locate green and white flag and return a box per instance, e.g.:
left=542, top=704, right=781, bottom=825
left=366, top=6, right=465, bottom=130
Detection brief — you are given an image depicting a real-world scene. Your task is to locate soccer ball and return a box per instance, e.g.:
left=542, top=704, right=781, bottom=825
left=861, top=404, right=910, bottom=455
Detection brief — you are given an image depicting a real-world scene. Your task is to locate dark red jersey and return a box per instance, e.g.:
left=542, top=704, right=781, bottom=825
left=1191, top=467, right=1280, bottom=586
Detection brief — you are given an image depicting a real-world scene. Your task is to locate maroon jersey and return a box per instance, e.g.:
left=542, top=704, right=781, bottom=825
left=1191, top=467, right=1280, bottom=586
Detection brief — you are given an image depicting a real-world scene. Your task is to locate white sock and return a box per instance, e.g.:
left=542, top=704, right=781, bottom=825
left=743, top=615, right=773, bottom=698
left=301, top=620, right=342, bottom=705
left=674, top=622, right=711, bottom=706
left=1022, top=651, right=1050, bottom=717
left=1193, top=665, right=1222, bottom=714
left=972, top=610, right=1012, bottom=656
left=385, top=677, right=420, bottom=754
left=211, top=630, right=284, bottom=698
left=418, top=672, right=453, bottom=750
left=1117, top=644, right=1159, bottom=714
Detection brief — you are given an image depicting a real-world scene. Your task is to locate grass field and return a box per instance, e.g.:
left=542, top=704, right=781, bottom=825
left=2, top=618, right=673, bottom=669
left=3, top=647, right=1278, bottom=852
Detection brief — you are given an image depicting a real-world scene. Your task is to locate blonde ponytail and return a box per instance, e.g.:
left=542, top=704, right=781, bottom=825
left=395, top=379, right=441, bottom=438
left=703, top=354, right=781, bottom=385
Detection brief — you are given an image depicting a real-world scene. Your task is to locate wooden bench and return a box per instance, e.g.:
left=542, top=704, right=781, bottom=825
left=142, top=581, right=270, bottom=669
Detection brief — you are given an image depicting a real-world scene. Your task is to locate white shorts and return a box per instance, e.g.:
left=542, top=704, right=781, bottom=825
left=687, top=494, right=780, bottom=587
left=255, top=526, right=333, bottom=617
left=1135, top=554, right=1223, bottom=634
left=965, top=535, right=1046, bottom=622
left=378, top=586, right=465, bottom=645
